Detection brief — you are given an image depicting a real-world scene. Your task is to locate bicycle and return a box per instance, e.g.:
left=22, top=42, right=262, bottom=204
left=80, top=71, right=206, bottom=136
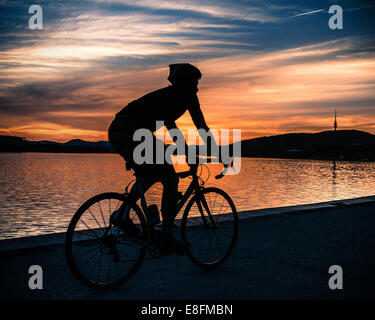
left=65, top=162, right=238, bottom=288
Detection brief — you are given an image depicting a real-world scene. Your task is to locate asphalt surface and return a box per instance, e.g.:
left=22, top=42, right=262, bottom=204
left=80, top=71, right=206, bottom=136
left=1, top=202, right=374, bottom=300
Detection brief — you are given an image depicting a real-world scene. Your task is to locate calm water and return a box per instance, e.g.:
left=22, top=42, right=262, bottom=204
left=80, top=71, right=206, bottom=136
left=1, top=153, right=375, bottom=239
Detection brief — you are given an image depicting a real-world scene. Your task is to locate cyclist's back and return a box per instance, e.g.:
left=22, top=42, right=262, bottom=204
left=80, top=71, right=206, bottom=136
left=109, top=85, right=202, bottom=136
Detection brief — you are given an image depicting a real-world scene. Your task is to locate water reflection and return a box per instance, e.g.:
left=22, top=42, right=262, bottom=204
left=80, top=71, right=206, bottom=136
left=332, top=160, right=337, bottom=181
left=0, top=153, right=375, bottom=239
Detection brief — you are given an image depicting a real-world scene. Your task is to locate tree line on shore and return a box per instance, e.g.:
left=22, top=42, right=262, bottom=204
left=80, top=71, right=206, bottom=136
left=1, top=129, right=375, bottom=161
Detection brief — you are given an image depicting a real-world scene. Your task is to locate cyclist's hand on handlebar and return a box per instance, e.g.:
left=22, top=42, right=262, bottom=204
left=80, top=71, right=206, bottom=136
left=215, top=159, right=234, bottom=180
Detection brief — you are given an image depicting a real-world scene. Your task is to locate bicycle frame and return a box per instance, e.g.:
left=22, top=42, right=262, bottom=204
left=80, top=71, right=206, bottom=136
left=112, top=163, right=230, bottom=236
left=132, top=170, right=201, bottom=225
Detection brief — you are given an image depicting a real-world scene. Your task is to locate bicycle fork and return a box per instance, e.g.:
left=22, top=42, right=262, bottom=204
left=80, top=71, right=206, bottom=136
left=196, top=190, right=217, bottom=230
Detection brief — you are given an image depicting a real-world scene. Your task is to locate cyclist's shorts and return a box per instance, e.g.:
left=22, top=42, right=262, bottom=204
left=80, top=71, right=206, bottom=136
left=108, top=122, right=175, bottom=180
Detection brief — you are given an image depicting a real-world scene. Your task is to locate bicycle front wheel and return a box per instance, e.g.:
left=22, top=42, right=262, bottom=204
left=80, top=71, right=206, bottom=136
left=181, top=187, right=238, bottom=268
left=65, top=192, right=147, bottom=288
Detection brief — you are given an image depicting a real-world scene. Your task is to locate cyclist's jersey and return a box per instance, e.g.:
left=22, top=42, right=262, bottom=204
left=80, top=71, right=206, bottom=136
left=109, top=86, right=208, bottom=134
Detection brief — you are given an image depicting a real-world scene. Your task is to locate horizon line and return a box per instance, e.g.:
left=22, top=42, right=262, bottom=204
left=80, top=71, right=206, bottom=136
left=1, top=128, right=371, bottom=144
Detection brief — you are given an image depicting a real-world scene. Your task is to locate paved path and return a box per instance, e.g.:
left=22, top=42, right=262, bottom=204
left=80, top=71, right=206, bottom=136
left=1, top=202, right=374, bottom=300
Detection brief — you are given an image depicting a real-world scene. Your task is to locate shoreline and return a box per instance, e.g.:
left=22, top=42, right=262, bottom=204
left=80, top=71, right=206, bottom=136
left=1, top=194, right=374, bottom=254
left=1, top=151, right=374, bottom=163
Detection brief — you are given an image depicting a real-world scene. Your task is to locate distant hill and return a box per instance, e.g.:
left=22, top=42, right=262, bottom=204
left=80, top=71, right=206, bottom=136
left=0, top=135, right=114, bottom=153
left=1, top=130, right=375, bottom=161
left=240, top=130, right=375, bottom=161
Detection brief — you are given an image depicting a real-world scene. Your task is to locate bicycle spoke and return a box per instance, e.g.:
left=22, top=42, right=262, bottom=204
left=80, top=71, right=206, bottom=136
left=74, top=244, right=101, bottom=258
left=109, top=198, right=111, bottom=217
left=114, top=260, right=121, bottom=280
left=186, top=227, right=207, bottom=241
left=207, top=230, right=213, bottom=260
left=212, top=229, right=223, bottom=257
left=77, top=218, right=102, bottom=239
left=116, top=243, right=139, bottom=260
left=214, top=227, right=233, bottom=239
left=188, top=215, right=206, bottom=227
left=115, top=200, right=121, bottom=211
left=88, top=207, right=105, bottom=232
left=214, top=211, right=232, bottom=224
left=97, top=201, right=107, bottom=230
left=119, top=258, right=131, bottom=271
left=217, top=197, right=225, bottom=215
left=86, top=252, right=103, bottom=280
left=194, top=230, right=209, bottom=258
left=77, top=247, right=101, bottom=272
left=73, top=229, right=100, bottom=240
left=96, top=249, right=103, bottom=284
left=108, top=253, right=112, bottom=283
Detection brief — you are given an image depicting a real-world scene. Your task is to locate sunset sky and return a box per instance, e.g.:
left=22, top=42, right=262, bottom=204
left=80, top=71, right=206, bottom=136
left=0, top=0, right=375, bottom=142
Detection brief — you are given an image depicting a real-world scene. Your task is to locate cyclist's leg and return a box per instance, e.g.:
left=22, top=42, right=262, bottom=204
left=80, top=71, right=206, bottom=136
left=127, top=175, right=155, bottom=204
left=108, top=176, right=154, bottom=238
left=108, top=129, right=149, bottom=229
left=158, top=164, right=179, bottom=234
left=109, top=131, right=182, bottom=251
left=151, top=156, right=187, bottom=254
left=127, top=161, right=178, bottom=232
left=137, top=163, right=186, bottom=255
left=121, top=164, right=179, bottom=249
left=128, top=135, right=179, bottom=234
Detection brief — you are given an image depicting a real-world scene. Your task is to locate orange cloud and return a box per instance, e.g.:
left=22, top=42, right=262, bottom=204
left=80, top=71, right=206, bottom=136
left=1, top=36, right=375, bottom=142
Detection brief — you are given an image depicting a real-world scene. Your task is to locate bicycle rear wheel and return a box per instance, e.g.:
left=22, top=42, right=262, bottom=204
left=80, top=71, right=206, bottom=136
left=65, top=192, right=146, bottom=288
left=181, top=187, right=238, bottom=268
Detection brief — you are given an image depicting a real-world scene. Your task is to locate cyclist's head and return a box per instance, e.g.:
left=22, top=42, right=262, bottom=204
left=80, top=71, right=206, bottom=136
left=168, top=63, right=202, bottom=93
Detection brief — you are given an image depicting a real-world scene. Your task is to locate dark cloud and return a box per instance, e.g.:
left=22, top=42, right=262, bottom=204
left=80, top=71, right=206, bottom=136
left=0, top=0, right=374, bottom=139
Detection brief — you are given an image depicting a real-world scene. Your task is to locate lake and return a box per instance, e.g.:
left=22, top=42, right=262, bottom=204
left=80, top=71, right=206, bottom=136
left=0, top=152, right=375, bottom=239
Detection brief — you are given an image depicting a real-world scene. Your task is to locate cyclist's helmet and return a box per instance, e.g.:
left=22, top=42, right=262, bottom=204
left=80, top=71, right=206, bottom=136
left=168, top=63, right=202, bottom=86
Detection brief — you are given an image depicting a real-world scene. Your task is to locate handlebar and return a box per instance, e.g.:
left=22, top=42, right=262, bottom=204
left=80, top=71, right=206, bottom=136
left=215, top=163, right=229, bottom=180
left=177, top=161, right=233, bottom=180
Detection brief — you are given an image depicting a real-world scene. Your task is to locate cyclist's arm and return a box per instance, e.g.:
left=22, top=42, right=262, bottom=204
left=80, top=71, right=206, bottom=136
left=165, top=120, right=190, bottom=158
left=188, top=96, right=220, bottom=160
left=188, top=94, right=209, bottom=131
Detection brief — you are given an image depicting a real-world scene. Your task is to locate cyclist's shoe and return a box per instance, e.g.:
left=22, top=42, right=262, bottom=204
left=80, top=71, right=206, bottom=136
left=122, top=218, right=142, bottom=239
left=154, top=231, right=188, bottom=256
left=110, top=209, right=142, bottom=239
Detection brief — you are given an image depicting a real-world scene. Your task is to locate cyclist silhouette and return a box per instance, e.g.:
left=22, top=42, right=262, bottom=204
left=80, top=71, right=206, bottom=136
left=108, top=63, right=219, bottom=254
